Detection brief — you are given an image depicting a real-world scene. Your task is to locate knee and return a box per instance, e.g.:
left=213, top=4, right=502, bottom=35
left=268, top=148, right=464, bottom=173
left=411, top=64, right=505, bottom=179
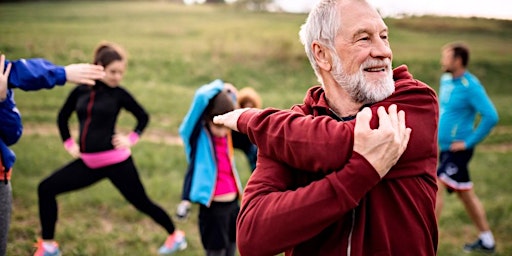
left=38, top=179, right=53, bottom=197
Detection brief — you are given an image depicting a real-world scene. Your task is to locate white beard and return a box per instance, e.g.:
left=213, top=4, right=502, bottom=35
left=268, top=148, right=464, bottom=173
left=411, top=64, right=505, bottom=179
left=331, top=57, right=395, bottom=104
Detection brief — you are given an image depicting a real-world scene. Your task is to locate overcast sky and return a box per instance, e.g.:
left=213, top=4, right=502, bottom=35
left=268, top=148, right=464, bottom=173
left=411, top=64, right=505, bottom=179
left=274, top=0, right=512, bottom=20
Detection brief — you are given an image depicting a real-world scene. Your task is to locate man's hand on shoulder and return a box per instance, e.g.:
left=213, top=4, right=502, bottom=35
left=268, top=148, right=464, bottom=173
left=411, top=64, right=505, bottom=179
left=353, top=104, right=412, bottom=178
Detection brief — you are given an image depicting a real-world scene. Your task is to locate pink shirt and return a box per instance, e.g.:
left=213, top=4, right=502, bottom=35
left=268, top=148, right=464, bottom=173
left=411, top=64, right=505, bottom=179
left=212, top=136, right=237, bottom=196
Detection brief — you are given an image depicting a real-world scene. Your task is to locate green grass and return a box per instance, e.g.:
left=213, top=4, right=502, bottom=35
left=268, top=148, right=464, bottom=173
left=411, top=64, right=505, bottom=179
left=1, top=1, right=512, bottom=255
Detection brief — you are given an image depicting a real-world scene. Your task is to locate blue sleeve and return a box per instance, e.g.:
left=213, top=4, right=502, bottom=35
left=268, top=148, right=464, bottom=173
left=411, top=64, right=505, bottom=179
left=0, top=89, right=22, bottom=146
left=179, top=79, right=224, bottom=161
left=5, top=58, right=67, bottom=91
left=0, top=139, right=16, bottom=170
left=0, top=90, right=22, bottom=170
left=465, top=83, right=499, bottom=148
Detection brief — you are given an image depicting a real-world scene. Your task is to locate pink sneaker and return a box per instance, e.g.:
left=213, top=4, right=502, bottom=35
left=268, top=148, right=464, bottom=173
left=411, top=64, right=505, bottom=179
left=33, top=239, right=61, bottom=256
left=158, top=230, right=187, bottom=255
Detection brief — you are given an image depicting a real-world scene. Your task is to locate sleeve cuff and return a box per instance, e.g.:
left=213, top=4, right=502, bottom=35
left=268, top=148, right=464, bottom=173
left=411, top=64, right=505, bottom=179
left=128, top=131, right=140, bottom=145
left=237, top=108, right=262, bottom=134
left=63, top=138, right=75, bottom=150
left=55, top=67, right=67, bottom=85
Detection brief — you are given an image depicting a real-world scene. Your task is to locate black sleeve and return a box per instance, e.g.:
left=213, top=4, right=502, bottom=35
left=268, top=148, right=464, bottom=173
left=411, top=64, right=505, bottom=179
left=57, top=87, right=80, bottom=142
left=118, top=87, right=149, bottom=135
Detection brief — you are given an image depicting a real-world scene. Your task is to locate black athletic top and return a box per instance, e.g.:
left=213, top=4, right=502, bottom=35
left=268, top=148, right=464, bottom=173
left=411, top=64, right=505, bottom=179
left=57, top=81, right=149, bottom=153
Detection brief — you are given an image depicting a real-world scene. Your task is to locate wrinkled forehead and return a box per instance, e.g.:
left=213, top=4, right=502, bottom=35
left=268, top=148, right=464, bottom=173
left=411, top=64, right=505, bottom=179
left=337, top=1, right=387, bottom=34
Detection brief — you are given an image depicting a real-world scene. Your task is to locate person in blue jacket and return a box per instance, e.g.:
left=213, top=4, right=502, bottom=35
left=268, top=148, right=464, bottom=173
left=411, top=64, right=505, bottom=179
left=0, top=53, right=105, bottom=256
left=177, top=79, right=243, bottom=256
left=435, top=42, right=499, bottom=253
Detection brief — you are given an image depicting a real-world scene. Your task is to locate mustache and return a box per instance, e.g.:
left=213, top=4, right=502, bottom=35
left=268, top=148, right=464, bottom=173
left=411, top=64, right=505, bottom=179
left=361, top=58, right=392, bottom=69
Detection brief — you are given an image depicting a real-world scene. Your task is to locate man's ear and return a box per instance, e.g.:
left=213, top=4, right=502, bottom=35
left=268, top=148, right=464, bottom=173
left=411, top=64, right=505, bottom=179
left=312, top=41, right=332, bottom=72
left=455, top=56, right=464, bottom=68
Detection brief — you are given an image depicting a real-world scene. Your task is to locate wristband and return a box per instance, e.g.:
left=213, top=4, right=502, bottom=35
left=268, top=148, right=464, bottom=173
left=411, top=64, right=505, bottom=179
left=63, top=138, right=75, bottom=150
left=128, top=132, right=140, bottom=145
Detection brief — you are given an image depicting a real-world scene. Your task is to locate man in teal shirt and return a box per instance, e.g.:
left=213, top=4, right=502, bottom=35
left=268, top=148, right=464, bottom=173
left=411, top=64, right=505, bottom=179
left=435, top=42, right=499, bottom=253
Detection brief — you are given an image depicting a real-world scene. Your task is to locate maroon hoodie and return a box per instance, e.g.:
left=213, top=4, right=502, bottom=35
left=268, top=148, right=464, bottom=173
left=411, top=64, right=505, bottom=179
left=236, top=65, right=439, bottom=256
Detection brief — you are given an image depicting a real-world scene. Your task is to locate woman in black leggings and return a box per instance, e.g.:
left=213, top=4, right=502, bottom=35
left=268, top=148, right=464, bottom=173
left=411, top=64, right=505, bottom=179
left=34, top=42, right=186, bottom=256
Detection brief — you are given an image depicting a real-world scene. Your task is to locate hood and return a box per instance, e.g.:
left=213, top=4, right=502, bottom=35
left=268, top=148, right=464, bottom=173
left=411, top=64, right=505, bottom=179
left=299, top=65, right=413, bottom=114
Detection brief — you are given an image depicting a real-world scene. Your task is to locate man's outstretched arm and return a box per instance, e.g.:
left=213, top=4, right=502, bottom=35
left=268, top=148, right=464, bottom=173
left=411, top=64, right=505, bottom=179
left=6, top=57, right=104, bottom=90
left=214, top=83, right=438, bottom=175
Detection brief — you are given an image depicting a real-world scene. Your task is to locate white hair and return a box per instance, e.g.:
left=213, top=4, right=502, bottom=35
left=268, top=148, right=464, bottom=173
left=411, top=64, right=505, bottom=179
left=299, top=0, right=341, bottom=85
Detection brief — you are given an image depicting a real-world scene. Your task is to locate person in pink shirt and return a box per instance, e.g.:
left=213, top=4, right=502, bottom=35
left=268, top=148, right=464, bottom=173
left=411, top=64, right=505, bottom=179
left=177, top=80, right=243, bottom=256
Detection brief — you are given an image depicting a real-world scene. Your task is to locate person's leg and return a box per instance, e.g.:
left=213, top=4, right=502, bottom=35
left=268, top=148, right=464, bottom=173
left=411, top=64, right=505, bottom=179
left=435, top=179, right=445, bottom=220
left=226, top=200, right=239, bottom=256
left=199, top=203, right=225, bottom=252
left=206, top=249, right=227, bottom=256
left=38, top=159, right=105, bottom=240
left=200, top=201, right=237, bottom=256
left=0, top=182, right=12, bottom=256
left=457, top=189, right=495, bottom=249
left=457, top=189, right=490, bottom=232
left=106, top=158, right=175, bottom=234
left=435, top=151, right=452, bottom=221
left=225, top=243, right=237, bottom=256
left=448, top=149, right=496, bottom=251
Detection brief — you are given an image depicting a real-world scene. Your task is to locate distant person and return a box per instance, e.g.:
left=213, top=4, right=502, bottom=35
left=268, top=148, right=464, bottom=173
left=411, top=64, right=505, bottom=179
left=213, top=0, right=439, bottom=255
left=0, top=53, right=105, bottom=256
left=177, top=79, right=243, bottom=256
left=34, top=42, right=186, bottom=256
left=231, top=87, right=261, bottom=172
left=436, top=42, right=499, bottom=253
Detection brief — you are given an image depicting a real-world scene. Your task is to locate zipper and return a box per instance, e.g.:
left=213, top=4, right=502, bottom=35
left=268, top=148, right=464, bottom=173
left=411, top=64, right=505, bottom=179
left=81, top=90, right=96, bottom=151
left=205, top=127, right=217, bottom=207
left=346, top=208, right=356, bottom=256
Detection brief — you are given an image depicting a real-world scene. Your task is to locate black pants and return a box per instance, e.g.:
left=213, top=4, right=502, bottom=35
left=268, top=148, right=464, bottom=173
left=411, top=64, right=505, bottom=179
left=199, top=200, right=239, bottom=256
left=38, top=157, right=175, bottom=239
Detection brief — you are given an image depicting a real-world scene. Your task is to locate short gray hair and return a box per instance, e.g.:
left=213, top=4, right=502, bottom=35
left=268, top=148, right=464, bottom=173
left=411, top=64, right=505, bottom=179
left=299, top=0, right=340, bottom=84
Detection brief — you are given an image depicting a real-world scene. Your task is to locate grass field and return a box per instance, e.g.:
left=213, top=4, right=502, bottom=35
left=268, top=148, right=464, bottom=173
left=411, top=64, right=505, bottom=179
left=1, top=1, right=512, bottom=255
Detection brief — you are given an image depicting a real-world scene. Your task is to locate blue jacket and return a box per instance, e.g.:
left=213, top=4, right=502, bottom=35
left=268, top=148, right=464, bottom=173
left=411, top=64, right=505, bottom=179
left=1, top=58, right=66, bottom=171
left=438, top=71, right=499, bottom=151
left=179, top=79, right=243, bottom=206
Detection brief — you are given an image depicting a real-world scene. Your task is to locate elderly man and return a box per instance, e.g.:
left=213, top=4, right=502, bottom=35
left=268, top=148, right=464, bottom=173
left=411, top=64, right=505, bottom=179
left=214, top=0, right=439, bottom=255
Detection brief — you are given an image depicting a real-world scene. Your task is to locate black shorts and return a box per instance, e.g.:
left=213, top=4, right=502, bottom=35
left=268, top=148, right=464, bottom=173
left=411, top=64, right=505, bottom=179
left=198, top=199, right=239, bottom=250
left=437, top=149, right=474, bottom=193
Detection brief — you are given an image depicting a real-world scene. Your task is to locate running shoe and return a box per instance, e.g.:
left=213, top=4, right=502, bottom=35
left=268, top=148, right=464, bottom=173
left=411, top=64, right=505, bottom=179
left=158, top=230, right=187, bottom=255
left=463, top=238, right=495, bottom=254
left=176, top=201, right=191, bottom=221
left=33, top=239, right=61, bottom=256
